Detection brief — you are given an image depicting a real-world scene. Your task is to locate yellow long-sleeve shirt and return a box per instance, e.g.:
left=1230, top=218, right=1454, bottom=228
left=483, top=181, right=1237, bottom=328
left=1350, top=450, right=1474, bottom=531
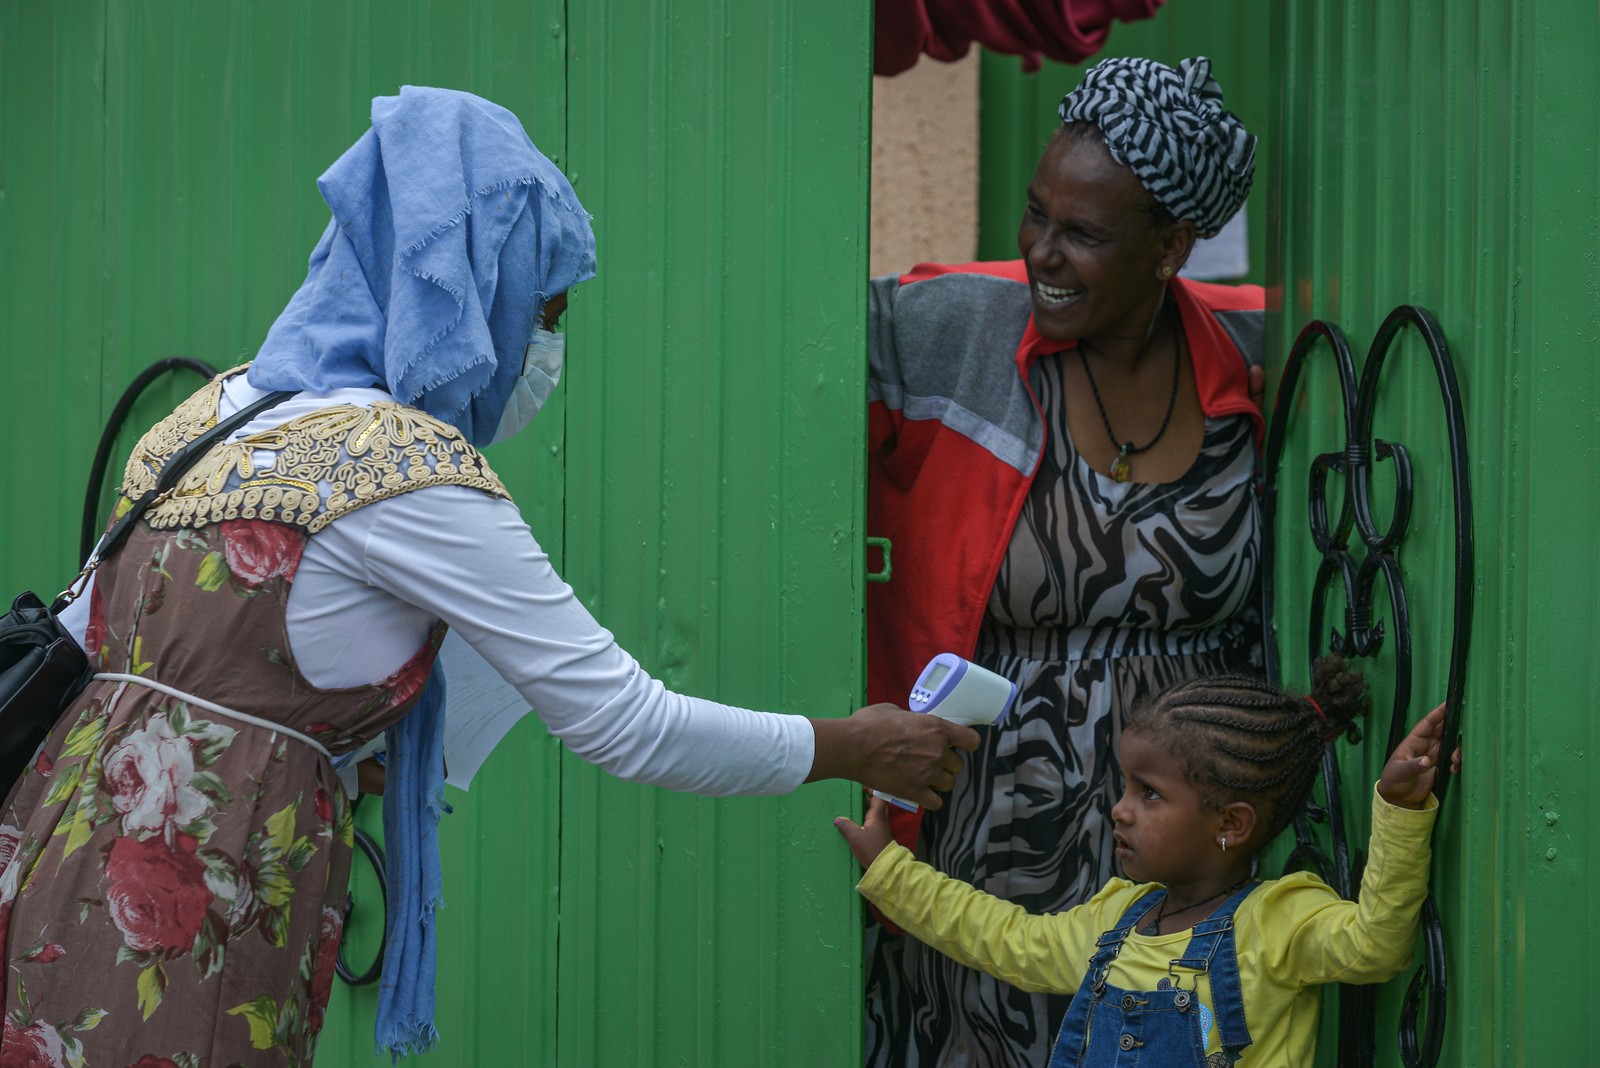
left=857, top=787, right=1437, bottom=1065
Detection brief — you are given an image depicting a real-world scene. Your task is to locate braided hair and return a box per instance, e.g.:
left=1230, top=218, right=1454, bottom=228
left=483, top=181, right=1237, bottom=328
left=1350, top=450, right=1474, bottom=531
left=1123, top=656, right=1369, bottom=849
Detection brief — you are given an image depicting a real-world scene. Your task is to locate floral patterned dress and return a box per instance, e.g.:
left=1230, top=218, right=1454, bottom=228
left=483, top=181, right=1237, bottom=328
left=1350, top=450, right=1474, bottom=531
left=0, top=373, right=507, bottom=1068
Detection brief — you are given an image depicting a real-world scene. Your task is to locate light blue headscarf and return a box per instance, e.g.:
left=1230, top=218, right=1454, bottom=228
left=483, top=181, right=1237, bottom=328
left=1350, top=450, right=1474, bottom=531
left=249, top=86, right=596, bottom=1059
left=250, top=84, right=596, bottom=443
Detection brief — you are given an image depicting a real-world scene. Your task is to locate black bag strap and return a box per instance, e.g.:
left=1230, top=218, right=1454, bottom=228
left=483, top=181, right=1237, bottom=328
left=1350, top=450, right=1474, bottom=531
left=93, top=388, right=297, bottom=564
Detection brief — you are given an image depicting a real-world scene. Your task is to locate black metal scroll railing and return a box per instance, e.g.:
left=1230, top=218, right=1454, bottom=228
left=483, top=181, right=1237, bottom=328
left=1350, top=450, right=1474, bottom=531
left=334, top=793, right=388, bottom=987
left=1261, top=306, right=1473, bottom=1068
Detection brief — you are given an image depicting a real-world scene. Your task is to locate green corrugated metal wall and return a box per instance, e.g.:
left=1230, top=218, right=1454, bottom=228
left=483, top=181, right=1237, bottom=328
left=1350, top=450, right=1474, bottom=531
left=978, top=3, right=1600, bottom=1064
left=0, top=1, right=870, bottom=1065
left=1269, top=3, right=1600, bottom=1063
left=554, top=2, right=871, bottom=1064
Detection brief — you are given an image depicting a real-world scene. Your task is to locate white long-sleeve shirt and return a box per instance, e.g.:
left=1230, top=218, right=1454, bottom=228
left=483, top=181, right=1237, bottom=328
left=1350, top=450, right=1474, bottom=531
left=60, top=376, right=815, bottom=796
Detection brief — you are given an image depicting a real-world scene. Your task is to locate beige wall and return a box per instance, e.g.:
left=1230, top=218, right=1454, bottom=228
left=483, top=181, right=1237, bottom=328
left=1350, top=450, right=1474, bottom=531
left=869, top=53, right=980, bottom=278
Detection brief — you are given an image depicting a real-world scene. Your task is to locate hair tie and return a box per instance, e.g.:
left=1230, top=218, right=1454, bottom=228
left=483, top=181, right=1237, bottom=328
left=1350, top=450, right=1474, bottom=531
left=1305, top=696, right=1327, bottom=722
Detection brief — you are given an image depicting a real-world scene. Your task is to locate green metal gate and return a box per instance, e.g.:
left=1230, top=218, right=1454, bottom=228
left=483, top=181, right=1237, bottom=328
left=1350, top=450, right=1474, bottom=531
left=1268, top=4, right=1600, bottom=1062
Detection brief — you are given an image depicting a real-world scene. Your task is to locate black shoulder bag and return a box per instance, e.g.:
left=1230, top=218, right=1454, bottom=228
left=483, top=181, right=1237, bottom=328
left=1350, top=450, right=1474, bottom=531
left=0, top=389, right=295, bottom=794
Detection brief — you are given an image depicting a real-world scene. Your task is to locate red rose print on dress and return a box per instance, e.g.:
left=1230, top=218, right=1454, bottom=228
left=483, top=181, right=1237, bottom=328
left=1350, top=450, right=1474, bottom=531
left=0, top=1018, right=68, bottom=1068
left=307, top=905, right=343, bottom=1034
left=18, top=944, right=64, bottom=965
left=219, top=520, right=303, bottom=588
left=313, top=787, right=334, bottom=825
left=381, top=647, right=436, bottom=710
left=104, top=714, right=211, bottom=839
left=126, top=1056, right=180, bottom=1068
left=83, top=581, right=106, bottom=658
left=105, top=834, right=213, bottom=959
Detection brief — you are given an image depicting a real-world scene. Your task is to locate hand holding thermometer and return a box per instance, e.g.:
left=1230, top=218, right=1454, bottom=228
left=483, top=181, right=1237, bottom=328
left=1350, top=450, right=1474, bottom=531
left=874, top=653, right=1018, bottom=812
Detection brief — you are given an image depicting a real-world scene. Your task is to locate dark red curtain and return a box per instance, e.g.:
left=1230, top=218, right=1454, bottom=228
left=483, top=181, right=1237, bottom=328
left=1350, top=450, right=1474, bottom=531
left=875, top=0, right=1165, bottom=76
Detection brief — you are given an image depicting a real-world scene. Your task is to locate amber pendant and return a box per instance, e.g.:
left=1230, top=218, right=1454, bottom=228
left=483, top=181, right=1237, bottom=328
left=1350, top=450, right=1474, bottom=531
left=1109, top=445, right=1133, bottom=483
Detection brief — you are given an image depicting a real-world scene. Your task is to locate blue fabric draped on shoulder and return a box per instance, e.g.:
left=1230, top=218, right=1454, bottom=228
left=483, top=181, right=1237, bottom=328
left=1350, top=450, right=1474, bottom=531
left=249, top=84, right=597, bottom=446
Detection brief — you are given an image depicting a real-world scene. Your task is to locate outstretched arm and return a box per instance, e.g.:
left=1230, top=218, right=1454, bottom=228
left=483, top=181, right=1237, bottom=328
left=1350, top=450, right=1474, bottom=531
left=835, top=794, right=1107, bottom=995
left=1270, top=702, right=1459, bottom=987
left=809, top=708, right=978, bottom=811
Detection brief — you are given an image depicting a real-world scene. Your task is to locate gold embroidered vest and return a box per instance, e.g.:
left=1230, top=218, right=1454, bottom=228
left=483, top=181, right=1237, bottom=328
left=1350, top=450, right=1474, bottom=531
left=118, top=367, right=510, bottom=532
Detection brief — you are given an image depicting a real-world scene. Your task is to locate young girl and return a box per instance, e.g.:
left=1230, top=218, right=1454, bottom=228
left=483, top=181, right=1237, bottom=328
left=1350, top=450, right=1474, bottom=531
left=835, top=658, right=1457, bottom=1067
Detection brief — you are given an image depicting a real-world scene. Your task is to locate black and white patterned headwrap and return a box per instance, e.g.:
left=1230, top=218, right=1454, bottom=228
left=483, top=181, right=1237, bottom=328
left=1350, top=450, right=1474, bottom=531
left=1058, top=56, right=1256, bottom=238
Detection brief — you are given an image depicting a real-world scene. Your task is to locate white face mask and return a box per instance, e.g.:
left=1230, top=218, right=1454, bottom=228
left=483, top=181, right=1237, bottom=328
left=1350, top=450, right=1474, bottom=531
left=490, top=327, right=565, bottom=444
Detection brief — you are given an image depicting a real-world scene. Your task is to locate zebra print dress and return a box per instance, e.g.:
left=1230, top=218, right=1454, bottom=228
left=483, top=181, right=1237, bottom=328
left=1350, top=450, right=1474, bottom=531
left=863, top=354, right=1263, bottom=1067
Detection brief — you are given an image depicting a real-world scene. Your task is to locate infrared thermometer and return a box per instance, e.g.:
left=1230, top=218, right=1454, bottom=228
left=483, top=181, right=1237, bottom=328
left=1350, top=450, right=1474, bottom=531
left=873, top=653, right=1018, bottom=813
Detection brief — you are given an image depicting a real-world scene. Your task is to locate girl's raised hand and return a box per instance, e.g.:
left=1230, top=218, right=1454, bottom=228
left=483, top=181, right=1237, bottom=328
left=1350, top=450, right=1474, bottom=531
left=835, top=794, right=895, bottom=871
left=1378, top=702, right=1461, bottom=809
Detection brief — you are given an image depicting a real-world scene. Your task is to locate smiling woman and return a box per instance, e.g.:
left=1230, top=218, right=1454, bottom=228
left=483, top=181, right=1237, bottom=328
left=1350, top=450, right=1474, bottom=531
left=1020, top=126, right=1206, bottom=484
left=862, top=55, right=1271, bottom=1066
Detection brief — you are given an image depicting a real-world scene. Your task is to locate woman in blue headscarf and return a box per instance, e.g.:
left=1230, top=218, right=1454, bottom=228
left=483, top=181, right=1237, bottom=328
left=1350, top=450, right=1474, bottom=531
left=0, top=87, right=975, bottom=1066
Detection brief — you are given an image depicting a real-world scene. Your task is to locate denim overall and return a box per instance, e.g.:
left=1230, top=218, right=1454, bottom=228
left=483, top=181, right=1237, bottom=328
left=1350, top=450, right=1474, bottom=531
left=1046, top=881, right=1258, bottom=1067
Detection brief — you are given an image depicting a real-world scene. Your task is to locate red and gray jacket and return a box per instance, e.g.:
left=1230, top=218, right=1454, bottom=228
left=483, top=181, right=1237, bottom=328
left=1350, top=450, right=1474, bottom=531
left=866, top=261, right=1265, bottom=847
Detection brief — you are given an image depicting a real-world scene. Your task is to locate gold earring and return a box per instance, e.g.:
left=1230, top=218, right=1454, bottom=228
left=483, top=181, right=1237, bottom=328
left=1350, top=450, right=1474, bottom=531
left=1159, top=265, right=1175, bottom=279
left=1220, top=835, right=1227, bottom=852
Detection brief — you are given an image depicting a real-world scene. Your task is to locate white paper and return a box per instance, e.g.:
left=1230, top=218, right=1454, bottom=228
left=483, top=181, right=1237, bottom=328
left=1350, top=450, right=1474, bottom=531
left=438, top=629, right=535, bottom=791
left=1181, top=208, right=1250, bottom=281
